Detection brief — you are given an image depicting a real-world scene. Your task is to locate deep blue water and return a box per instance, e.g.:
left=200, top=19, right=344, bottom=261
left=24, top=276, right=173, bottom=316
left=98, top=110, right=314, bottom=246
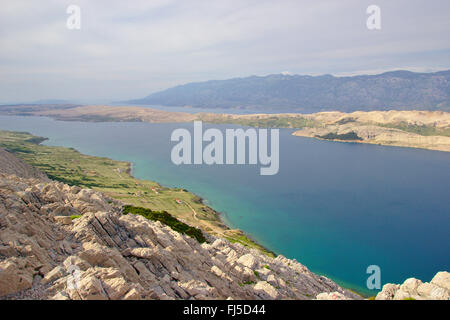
left=0, top=115, right=449, bottom=295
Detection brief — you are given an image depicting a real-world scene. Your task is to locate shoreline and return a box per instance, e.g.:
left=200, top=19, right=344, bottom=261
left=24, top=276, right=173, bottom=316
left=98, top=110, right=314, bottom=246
left=78, top=146, right=367, bottom=296
left=126, top=159, right=277, bottom=258
left=0, top=107, right=449, bottom=153
left=295, top=133, right=450, bottom=153
left=0, top=125, right=373, bottom=297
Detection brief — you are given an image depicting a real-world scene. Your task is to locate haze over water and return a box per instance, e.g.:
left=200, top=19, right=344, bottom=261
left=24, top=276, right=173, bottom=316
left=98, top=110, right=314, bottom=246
left=1, top=115, right=449, bottom=295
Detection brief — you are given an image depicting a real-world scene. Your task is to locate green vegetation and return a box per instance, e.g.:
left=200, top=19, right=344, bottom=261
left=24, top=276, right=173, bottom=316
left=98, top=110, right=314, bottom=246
left=317, top=131, right=362, bottom=141
left=403, top=297, right=416, bottom=300
left=253, top=270, right=260, bottom=280
left=335, top=117, right=356, bottom=125
left=264, top=265, right=270, bottom=270
left=70, top=215, right=82, bottom=220
left=223, top=232, right=275, bottom=258
left=0, top=130, right=216, bottom=214
left=378, top=122, right=450, bottom=137
left=201, top=115, right=317, bottom=129
left=123, top=205, right=207, bottom=243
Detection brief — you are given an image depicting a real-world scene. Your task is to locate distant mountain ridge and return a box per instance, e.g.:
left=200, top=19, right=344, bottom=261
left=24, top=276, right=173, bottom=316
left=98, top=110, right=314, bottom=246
left=128, top=70, right=450, bottom=112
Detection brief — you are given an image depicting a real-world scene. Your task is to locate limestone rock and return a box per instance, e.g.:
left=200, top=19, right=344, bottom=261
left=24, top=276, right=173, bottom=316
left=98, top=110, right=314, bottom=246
left=54, top=216, right=72, bottom=225
left=316, top=291, right=350, bottom=300
left=254, top=281, right=279, bottom=299
left=431, top=272, right=450, bottom=290
left=0, top=259, right=34, bottom=296
left=237, top=254, right=258, bottom=269
left=376, top=272, right=450, bottom=300
left=0, top=172, right=365, bottom=300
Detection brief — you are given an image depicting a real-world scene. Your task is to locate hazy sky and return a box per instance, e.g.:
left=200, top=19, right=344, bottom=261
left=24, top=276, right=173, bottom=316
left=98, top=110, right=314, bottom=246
left=1, top=0, right=449, bottom=103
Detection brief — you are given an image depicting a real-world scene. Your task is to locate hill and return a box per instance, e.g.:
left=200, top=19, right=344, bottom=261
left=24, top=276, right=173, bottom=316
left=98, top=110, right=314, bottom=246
left=129, top=70, right=450, bottom=112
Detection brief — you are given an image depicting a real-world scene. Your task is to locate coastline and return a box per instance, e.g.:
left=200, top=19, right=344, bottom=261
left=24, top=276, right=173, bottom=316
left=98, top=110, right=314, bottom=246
left=5, top=116, right=444, bottom=297
left=126, top=159, right=277, bottom=257
left=0, top=123, right=380, bottom=297
left=0, top=128, right=276, bottom=258
left=53, top=141, right=367, bottom=296
left=292, top=132, right=450, bottom=153
left=1, top=105, right=449, bottom=153
left=0, top=128, right=368, bottom=296
left=293, top=132, right=450, bottom=153
left=0, top=120, right=394, bottom=297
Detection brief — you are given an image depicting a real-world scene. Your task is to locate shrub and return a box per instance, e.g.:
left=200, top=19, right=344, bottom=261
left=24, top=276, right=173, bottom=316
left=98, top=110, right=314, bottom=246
left=122, top=205, right=207, bottom=243
left=317, top=131, right=362, bottom=141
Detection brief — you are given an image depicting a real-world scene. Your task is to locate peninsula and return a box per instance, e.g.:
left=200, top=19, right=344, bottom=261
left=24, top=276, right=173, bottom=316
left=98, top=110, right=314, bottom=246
left=1, top=104, right=449, bottom=152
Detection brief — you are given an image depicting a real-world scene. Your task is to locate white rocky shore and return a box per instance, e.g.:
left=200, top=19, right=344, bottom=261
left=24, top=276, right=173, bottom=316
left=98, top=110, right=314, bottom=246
left=376, top=273, right=449, bottom=300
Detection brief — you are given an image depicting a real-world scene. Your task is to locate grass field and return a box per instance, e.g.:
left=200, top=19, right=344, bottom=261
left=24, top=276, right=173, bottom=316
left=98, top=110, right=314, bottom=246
left=0, top=129, right=274, bottom=256
left=199, top=114, right=318, bottom=129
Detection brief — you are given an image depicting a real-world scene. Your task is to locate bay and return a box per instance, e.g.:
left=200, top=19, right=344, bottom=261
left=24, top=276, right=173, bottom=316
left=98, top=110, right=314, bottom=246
left=0, top=115, right=449, bottom=295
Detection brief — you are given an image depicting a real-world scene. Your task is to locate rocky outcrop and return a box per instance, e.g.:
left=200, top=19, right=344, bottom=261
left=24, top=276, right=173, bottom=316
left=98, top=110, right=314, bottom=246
left=202, top=110, right=450, bottom=152
left=0, top=147, right=49, bottom=181
left=376, top=272, right=450, bottom=300
left=282, top=110, right=450, bottom=152
left=0, top=173, right=360, bottom=300
left=294, top=124, right=450, bottom=152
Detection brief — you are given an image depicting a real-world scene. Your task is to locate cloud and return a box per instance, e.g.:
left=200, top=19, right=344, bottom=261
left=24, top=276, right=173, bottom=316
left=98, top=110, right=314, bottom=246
left=0, top=0, right=449, bottom=102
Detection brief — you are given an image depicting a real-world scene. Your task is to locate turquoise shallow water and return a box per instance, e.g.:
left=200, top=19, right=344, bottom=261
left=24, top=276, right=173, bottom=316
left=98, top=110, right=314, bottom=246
left=0, top=115, right=449, bottom=295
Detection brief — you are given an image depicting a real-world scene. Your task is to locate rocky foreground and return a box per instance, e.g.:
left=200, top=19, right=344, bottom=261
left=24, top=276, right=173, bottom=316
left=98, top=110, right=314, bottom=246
left=0, top=168, right=361, bottom=300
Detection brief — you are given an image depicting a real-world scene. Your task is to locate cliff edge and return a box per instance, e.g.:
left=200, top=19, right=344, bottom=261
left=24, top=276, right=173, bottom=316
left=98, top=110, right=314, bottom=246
left=0, top=150, right=360, bottom=300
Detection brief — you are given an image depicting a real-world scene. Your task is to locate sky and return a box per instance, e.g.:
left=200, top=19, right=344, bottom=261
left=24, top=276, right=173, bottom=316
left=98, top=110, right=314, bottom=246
left=1, top=0, right=449, bottom=103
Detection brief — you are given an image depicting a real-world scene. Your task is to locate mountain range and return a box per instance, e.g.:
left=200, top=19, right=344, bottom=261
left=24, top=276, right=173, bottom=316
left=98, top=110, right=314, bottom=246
left=128, top=70, right=450, bottom=113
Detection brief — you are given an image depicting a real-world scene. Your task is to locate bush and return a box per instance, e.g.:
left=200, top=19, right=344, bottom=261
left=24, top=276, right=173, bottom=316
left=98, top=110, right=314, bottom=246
left=317, top=131, right=362, bottom=141
left=122, top=205, right=207, bottom=243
